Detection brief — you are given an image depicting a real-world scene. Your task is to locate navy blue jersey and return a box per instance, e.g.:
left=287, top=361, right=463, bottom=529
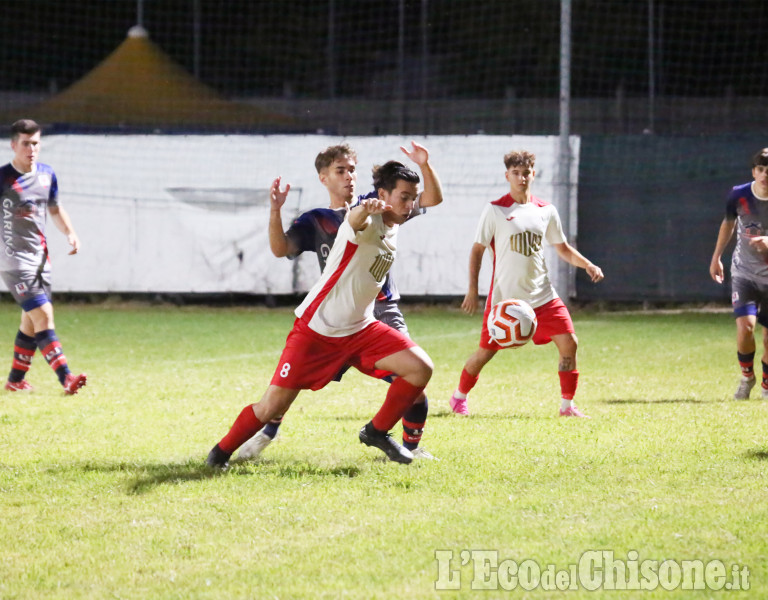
left=285, top=207, right=346, bottom=272
left=725, top=182, right=768, bottom=284
left=284, top=191, right=423, bottom=302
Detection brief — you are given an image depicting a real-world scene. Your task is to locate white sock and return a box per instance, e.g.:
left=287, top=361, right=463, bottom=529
left=452, top=390, right=467, bottom=400
left=560, top=398, right=574, bottom=411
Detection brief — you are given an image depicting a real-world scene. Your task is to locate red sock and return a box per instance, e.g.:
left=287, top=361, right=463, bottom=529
left=559, top=370, right=579, bottom=400
left=218, top=405, right=264, bottom=454
left=458, top=368, right=479, bottom=395
left=372, top=377, right=425, bottom=432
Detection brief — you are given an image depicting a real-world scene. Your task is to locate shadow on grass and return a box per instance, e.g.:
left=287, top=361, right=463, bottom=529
left=744, top=448, right=768, bottom=461
left=602, top=398, right=709, bottom=404
left=63, top=458, right=362, bottom=494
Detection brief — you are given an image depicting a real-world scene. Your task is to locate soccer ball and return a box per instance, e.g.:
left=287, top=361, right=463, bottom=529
left=487, top=298, right=537, bottom=348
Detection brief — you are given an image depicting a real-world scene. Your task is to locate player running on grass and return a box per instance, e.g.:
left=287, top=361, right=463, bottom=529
left=207, top=161, right=434, bottom=468
left=449, top=149, right=603, bottom=418
left=237, top=142, right=442, bottom=461
left=710, top=148, right=768, bottom=400
left=0, top=120, right=86, bottom=394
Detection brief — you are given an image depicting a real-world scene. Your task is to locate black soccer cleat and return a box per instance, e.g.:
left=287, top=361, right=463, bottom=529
left=359, top=422, right=413, bottom=464
left=206, top=444, right=231, bottom=470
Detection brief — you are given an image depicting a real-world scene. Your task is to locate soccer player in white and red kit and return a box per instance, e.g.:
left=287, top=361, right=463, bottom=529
left=238, top=142, right=442, bottom=461
left=207, top=162, right=434, bottom=467
left=450, top=150, right=603, bottom=418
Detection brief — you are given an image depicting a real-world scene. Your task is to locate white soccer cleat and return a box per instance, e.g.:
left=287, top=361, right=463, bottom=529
left=237, top=430, right=274, bottom=460
left=734, top=376, right=756, bottom=400
left=411, top=447, right=438, bottom=461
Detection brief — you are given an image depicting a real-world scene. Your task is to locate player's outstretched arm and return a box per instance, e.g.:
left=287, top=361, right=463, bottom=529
left=348, top=198, right=391, bottom=232
left=461, top=243, right=486, bottom=314
left=268, top=176, right=298, bottom=258
left=401, top=141, right=443, bottom=208
left=554, top=242, right=604, bottom=283
left=710, top=218, right=736, bottom=284
left=49, top=205, right=80, bottom=255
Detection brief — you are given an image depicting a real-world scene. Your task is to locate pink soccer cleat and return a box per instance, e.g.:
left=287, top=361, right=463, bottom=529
left=5, top=379, right=34, bottom=392
left=559, top=405, right=590, bottom=418
left=449, top=393, right=469, bottom=416
left=63, top=373, right=87, bottom=395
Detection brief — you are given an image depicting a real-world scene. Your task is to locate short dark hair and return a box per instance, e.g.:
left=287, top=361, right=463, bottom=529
left=752, top=148, right=768, bottom=168
left=372, top=161, right=420, bottom=193
left=503, top=150, right=536, bottom=169
left=10, top=119, right=41, bottom=141
left=314, top=143, right=357, bottom=174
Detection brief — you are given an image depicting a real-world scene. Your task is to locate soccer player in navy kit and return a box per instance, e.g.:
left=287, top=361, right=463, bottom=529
left=0, top=120, right=86, bottom=394
left=710, top=148, right=768, bottom=399
left=237, top=142, right=442, bottom=460
left=207, top=161, right=434, bottom=468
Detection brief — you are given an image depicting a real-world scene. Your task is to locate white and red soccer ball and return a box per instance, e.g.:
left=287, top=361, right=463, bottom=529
left=487, top=298, right=537, bottom=348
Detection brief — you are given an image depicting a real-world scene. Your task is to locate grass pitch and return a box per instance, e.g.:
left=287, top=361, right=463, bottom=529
left=0, top=301, right=765, bottom=599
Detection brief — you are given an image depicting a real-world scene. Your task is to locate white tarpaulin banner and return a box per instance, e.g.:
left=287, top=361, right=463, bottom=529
left=31, top=134, right=579, bottom=295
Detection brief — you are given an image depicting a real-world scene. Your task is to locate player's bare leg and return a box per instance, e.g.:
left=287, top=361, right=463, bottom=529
left=207, top=386, right=300, bottom=469
left=358, top=347, right=432, bottom=464
left=735, top=315, right=757, bottom=399
left=552, top=333, right=588, bottom=418
left=450, top=347, right=497, bottom=416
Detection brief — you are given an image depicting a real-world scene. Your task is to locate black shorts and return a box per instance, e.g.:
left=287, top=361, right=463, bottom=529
left=731, top=276, right=768, bottom=327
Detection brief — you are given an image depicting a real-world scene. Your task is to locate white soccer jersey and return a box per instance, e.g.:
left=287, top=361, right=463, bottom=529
left=475, top=193, right=566, bottom=308
left=295, top=213, right=397, bottom=337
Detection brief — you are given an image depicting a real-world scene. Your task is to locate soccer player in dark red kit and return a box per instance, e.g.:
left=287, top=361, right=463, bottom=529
left=207, top=160, right=435, bottom=468
left=0, top=119, right=86, bottom=394
left=449, top=150, right=603, bottom=418
left=237, top=141, right=442, bottom=461
left=710, top=148, right=768, bottom=399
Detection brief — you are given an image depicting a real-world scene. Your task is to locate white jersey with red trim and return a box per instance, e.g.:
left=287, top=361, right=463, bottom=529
left=475, top=193, right=566, bottom=308
left=295, top=213, right=397, bottom=337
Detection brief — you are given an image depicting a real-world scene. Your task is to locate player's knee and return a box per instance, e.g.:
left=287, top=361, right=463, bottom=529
left=410, top=350, right=433, bottom=385
left=737, top=318, right=755, bottom=337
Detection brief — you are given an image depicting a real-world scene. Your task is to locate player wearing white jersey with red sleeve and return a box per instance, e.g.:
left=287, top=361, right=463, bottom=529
left=450, top=149, right=604, bottom=418
left=207, top=161, right=436, bottom=468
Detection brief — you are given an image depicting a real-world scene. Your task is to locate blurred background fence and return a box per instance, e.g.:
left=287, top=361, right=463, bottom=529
left=2, top=0, right=766, bottom=302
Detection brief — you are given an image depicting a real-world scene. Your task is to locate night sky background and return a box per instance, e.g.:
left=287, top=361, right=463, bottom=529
left=2, top=0, right=767, bottom=100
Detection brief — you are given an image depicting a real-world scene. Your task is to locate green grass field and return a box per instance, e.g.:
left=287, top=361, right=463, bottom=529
left=0, top=300, right=765, bottom=599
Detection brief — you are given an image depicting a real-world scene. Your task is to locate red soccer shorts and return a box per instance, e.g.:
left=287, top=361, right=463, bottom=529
left=480, top=297, right=575, bottom=350
left=270, top=318, right=416, bottom=390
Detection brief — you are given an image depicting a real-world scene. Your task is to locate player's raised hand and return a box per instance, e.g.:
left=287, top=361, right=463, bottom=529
left=360, top=197, right=391, bottom=214
left=270, top=176, right=291, bottom=210
left=400, top=141, right=429, bottom=166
